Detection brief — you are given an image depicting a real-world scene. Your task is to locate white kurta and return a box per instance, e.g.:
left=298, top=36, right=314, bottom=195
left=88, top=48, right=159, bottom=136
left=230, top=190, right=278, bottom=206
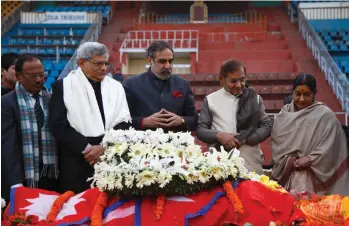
left=207, top=88, right=263, bottom=174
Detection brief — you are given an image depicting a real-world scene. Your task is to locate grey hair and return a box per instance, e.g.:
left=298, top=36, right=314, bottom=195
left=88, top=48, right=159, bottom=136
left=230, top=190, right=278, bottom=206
left=76, top=42, right=109, bottom=60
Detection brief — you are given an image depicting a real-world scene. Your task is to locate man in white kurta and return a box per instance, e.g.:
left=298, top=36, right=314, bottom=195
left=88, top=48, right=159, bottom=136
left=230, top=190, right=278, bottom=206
left=196, top=60, right=272, bottom=174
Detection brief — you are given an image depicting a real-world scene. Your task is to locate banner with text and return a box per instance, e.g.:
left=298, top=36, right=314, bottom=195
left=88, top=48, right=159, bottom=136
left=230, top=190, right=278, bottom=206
left=39, top=12, right=88, bottom=24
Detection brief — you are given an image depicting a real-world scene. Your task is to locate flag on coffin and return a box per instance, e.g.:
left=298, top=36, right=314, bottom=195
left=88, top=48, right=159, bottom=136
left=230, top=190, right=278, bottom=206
left=235, top=180, right=295, bottom=225
left=6, top=186, right=60, bottom=222
left=55, top=188, right=101, bottom=226
left=5, top=187, right=101, bottom=225
left=141, top=186, right=237, bottom=226
left=102, top=198, right=136, bottom=226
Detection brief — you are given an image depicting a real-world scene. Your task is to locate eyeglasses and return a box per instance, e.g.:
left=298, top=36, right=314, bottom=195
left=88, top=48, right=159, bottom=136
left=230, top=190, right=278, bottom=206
left=230, top=77, right=246, bottom=84
left=23, top=71, right=48, bottom=80
left=157, top=59, right=174, bottom=64
left=87, top=59, right=111, bottom=67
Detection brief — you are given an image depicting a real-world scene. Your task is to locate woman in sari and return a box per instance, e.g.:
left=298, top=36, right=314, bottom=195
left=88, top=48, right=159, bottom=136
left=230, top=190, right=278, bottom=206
left=271, top=74, right=349, bottom=195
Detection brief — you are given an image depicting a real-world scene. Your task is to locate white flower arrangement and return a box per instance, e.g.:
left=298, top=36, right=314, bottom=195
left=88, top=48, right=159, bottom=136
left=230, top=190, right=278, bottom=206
left=89, top=128, right=248, bottom=196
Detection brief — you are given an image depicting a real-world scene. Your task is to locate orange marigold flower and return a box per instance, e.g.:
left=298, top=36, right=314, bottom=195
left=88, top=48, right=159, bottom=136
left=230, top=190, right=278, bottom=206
left=154, top=194, right=166, bottom=220
left=46, top=191, right=75, bottom=222
left=91, top=192, right=108, bottom=226
left=223, top=180, right=244, bottom=214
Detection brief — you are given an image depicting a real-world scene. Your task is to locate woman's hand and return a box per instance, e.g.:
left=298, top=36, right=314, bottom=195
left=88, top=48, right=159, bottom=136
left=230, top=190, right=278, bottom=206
left=293, top=156, right=312, bottom=170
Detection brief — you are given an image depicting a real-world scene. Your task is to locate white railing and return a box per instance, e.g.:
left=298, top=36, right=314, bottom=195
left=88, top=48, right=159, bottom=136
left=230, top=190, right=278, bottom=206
left=299, top=2, right=349, bottom=20
left=145, top=64, right=191, bottom=74
left=20, top=12, right=102, bottom=24
left=297, top=8, right=349, bottom=113
left=119, top=30, right=199, bottom=63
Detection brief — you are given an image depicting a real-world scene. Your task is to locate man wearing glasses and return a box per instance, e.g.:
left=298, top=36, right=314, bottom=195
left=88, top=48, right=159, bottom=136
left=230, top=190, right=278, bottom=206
left=196, top=60, right=272, bottom=174
left=49, top=42, right=131, bottom=193
left=123, top=40, right=198, bottom=132
left=1, top=54, right=59, bottom=202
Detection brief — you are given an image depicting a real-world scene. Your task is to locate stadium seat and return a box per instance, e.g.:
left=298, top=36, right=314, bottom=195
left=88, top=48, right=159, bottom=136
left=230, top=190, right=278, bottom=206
left=205, top=74, right=217, bottom=82
left=205, top=87, right=218, bottom=95
left=263, top=100, right=275, bottom=111
left=275, top=100, right=284, bottom=110
left=49, top=70, right=60, bottom=78
left=330, top=45, right=339, bottom=51
left=260, top=86, right=272, bottom=94
left=246, top=73, right=258, bottom=81
left=193, top=87, right=205, bottom=95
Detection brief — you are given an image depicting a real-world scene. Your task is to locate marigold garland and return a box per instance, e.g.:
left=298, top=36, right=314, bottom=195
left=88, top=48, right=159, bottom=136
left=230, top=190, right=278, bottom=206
left=46, top=191, right=75, bottom=222
left=223, top=180, right=243, bottom=214
left=91, top=192, right=108, bottom=226
left=154, top=194, right=166, bottom=220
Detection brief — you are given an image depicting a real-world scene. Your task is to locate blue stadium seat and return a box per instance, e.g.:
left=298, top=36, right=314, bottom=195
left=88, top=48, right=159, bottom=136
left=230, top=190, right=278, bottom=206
left=324, top=35, right=332, bottom=41
left=330, top=31, right=338, bottom=36
left=327, top=40, right=334, bottom=45
left=44, top=62, right=53, bottom=71
left=49, top=70, right=59, bottom=78
left=38, top=49, right=47, bottom=55
left=2, top=47, right=9, bottom=53
left=47, top=49, right=56, bottom=55
left=53, top=63, right=64, bottom=70
left=340, top=44, right=349, bottom=51
left=345, top=66, right=349, bottom=73
left=341, top=61, right=349, bottom=67
left=45, top=77, right=56, bottom=90
left=330, top=45, right=339, bottom=51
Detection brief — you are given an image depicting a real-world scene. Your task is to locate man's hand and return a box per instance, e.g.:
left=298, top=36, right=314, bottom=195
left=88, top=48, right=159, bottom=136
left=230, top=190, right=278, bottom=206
left=216, top=132, right=241, bottom=151
left=162, top=109, right=184, bottom=128
left=84, top=145, right=104, bottom=166
left=141, top=109, right=169, bottom=129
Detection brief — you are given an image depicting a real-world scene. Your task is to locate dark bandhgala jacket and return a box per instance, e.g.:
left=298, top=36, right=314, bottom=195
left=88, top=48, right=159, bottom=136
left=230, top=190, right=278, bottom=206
left=123, top=69, right=198, bottom=131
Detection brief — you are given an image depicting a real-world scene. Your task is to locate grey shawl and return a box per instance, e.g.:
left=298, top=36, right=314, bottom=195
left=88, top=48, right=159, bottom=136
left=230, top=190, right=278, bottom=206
left=271, top=101, right=349, bottom=195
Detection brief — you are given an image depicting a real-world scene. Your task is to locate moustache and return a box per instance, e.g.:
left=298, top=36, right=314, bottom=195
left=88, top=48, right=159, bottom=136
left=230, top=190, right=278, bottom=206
left=160, top=69, right=171, bottom=74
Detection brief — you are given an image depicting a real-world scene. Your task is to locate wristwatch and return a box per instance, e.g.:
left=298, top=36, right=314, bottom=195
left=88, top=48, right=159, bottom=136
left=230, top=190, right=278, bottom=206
left=181, top=117, right=185, bottom=126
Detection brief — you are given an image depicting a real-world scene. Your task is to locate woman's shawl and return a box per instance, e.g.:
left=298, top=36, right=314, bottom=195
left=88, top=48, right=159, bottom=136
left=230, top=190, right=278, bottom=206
left=271, top=101, right=349, bottom=195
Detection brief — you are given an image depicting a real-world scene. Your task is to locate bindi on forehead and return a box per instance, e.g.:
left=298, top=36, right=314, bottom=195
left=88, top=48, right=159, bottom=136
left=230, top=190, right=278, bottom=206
left=295, top=85, right=311, bottom=93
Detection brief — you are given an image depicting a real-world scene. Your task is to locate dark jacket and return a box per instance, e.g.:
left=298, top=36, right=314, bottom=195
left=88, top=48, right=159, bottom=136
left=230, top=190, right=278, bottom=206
left=123, top=70, right=198, bottom=131
left=1, top=85, right=13, bottom=96
left=113, top=73, right=124, bottom=82
left=49, top=79, right=128, bottom=193
left=1, top=91, right=25, bottom=201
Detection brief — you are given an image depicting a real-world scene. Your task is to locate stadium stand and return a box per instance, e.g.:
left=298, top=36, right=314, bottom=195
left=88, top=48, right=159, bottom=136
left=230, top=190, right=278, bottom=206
left=1, top=1, right=24, bottom=19
left=310, top=19, right=349, bottom=80
left=1, top=1, right=107, bottom=89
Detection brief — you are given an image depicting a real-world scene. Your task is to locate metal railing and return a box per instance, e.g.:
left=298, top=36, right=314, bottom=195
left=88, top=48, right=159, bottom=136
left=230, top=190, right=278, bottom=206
left=58, top=14, right=103, bottom=80
left=297, top=8, right=349, bottom=113
left=119, top=30, right=200, bottom=62
left=301, top=5, right=349, bottom=20
left=1, top=2, right=31, bottom=37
